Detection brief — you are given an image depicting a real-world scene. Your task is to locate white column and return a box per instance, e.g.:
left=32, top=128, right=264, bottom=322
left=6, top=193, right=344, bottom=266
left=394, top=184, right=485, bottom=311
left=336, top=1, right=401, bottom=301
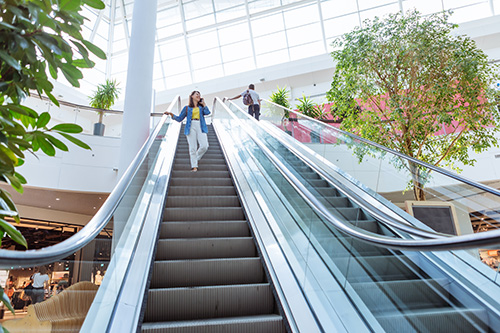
left=115, top=0, right=158, bottom=246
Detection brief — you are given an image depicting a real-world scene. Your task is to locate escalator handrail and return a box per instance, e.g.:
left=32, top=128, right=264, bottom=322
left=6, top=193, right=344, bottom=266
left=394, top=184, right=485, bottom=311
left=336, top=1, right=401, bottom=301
left=0, top=96, right=182, bottom=267
left=221, top=98, right=500, bottom=250
left=226, top=98, right=447, bottom=240
left=263, top=99, right=500, bottom=198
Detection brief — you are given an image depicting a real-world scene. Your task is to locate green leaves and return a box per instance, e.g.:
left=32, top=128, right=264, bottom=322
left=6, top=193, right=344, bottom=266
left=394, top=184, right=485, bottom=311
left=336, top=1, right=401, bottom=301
left=0, top=0, right=101, bottom=258
left=327, top=10, right=500, bottom=199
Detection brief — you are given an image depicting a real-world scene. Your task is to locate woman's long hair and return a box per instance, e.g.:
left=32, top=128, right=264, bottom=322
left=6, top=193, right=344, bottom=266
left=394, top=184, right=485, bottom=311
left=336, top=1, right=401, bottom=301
left=188, top=90, right=200, bottom=107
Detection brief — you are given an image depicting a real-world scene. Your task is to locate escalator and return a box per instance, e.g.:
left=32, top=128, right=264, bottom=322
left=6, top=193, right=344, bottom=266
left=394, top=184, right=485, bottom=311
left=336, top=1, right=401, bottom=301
left=266, top=144, right=490, bottom=332
left=4, top=96, right=500, bottom=332
left=141, top=124, right=286, bottom=332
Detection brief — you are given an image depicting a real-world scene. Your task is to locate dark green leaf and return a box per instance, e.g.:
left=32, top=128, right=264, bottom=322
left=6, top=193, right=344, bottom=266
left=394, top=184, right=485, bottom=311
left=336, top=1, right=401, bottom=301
left=59, top=132, right=91, bottom=150
left=0, top=220, right=26, bottom=248
left=0, top=50, right=21, bottom=71
left=83, top=0, right=105, bottom=10
left=82, top=40, right=106, bottom=60
left=36, top=112, right=51, bottom=128
left=51, top=123, right=83, bottom=133
left=59, top=0, right=81, bottom=12
left=45, top=133, right=68, bottom=151
left=36, top=135, right=56, bottom=156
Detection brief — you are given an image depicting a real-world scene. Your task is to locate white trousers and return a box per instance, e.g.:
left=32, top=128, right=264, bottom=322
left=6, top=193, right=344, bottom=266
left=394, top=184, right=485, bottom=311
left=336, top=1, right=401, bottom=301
left=185, top=120, right=208, bottom=168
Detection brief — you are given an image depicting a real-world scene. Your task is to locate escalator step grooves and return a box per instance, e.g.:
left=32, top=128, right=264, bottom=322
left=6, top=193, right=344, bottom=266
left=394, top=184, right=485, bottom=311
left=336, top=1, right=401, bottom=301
left=141, top=124, right=285, bottom=333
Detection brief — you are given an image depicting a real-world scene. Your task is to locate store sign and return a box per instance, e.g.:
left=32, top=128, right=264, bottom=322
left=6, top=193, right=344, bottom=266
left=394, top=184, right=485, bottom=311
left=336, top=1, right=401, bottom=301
left=488, top=250, right=499, bottom=256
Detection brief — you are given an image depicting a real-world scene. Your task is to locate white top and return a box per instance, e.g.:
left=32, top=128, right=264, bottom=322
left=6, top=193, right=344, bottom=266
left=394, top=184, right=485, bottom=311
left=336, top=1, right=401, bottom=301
left=32, top=272, right=49, bottom=288
left=241, top=89, right=260, bottom=105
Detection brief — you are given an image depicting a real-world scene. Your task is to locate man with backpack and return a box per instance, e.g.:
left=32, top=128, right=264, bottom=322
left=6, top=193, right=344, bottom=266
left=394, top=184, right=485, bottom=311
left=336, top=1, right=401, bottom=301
left=227, top=84, right=261, bottom=120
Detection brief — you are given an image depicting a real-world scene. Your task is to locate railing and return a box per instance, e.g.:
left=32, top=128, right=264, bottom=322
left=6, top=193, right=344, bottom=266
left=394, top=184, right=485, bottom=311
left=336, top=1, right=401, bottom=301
left=0, top=95, right=181, bottom=268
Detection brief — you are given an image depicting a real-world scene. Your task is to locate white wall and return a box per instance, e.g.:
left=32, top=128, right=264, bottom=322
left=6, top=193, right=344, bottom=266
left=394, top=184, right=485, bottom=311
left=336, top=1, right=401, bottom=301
left=18, top=133, right=120, bottom=192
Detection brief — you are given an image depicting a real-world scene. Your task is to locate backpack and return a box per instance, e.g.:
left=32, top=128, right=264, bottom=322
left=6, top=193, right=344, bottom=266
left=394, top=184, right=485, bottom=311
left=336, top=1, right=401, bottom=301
left=242, top=90, right=253, bottom=106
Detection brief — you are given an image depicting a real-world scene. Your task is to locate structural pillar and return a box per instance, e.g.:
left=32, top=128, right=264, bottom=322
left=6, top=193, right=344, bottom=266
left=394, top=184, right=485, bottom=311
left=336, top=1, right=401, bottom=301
left=114, top=0, right=158, bottom=248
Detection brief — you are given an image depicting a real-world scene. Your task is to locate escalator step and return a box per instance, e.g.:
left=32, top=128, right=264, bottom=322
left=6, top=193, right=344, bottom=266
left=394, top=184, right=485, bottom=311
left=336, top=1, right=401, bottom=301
left=144, top=284, right=275, bottom=322
left=164, top=207, right=245, bottom=221
left=141, top=314, right=285, bottom=333
left=167, top=195, right=240, bottom=208
left=169, top=178, right=233, bottom=187
left=160, top=221, right=250, bottom=238
left=351, top=278, right=451, bottom=313
left=171, top=170, right=230, bottom=179
left=156, top=237, right=257, bottom=260
left=167, top=186, right=236, bottom=196
left=375, top=308, right=488, bottom=333
left=150, top=257, right=265, bottom=288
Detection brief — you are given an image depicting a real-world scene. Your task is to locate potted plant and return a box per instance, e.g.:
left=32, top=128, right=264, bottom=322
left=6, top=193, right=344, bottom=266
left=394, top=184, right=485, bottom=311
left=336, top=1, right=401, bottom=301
left=269, top=86, right=291, bottom=119
left=89, top=79, right=120, bottom=136
left=296, top=95, right=325, bottom=143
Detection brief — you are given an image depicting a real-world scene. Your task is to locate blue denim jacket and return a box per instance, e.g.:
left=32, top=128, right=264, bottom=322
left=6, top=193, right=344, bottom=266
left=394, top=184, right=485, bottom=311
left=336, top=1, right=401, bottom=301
left=171, top=105, right=211, bottom=135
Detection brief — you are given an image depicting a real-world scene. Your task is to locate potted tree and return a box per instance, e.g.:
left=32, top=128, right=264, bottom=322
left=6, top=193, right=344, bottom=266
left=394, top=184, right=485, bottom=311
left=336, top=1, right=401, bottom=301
left=89, top=79, right=120, bottom=136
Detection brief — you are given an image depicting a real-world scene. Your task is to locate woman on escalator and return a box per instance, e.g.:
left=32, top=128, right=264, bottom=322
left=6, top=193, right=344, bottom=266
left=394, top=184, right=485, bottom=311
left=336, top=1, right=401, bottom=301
left=164, top=91, right=211, bottom=172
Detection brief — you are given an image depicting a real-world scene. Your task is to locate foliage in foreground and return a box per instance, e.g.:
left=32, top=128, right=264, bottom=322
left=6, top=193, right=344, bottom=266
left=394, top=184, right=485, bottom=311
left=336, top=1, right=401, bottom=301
left=0, top=0, right=106, bottom=320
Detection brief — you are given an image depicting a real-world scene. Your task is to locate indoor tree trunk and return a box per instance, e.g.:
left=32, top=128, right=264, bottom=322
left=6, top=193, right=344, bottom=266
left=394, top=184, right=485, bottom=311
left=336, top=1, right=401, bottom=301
left=409, top=161, right=426, bottom=201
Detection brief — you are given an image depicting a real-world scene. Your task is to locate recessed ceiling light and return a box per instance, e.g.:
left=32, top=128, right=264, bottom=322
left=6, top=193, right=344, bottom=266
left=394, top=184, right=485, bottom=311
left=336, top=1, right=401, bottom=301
left=55, top=198, right=60, bottom=201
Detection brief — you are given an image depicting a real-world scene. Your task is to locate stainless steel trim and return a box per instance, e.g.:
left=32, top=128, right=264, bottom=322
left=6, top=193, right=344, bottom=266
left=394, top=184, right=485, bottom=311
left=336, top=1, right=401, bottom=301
left=0, top=96, right=182, bottom=268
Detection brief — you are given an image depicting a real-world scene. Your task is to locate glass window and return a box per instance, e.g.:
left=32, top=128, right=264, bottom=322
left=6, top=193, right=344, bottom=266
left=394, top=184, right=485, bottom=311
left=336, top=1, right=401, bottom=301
left=323, top=13, right=360, bottom=39
left=153, top=62, right=164, bottom=80
left=286, top=23, right=322, bottom=47
left=446, top=2, right=491, bottom=23
left=185, top=14, right=216, bottom=31
left=183, top=0, right=214, bottom=20
left=153, top=78, right=165, bottom=92
left=221, top=40, right=252, bottom=62
left=283, top=3, right=319, bottom=29
left=193, top=64, right=224, bottom=82
left=289, top=41, right=324, bottom=61
left=82, top=26, right=93, bottom=40
left=216, top=3, right=246, bottom=23
left=191, top=48, right=222, bottom=70
left=157, top=23, right=184, bottom=40
left=320, top=0, right=358, bottom=19
left=256, top=49, right=289, bottom=67
left=110, top=53, right=128, bottom=75
left=164, top=57, right=190, bottom=76
left=165, top=73, right=192, bottom=89
left=251, top=12, right=285, bottom=37
left=93, top=34, right=108, bottom=54
left=215, top=0, right=245, bottom=11
left=112, top=71, right=127, bottom=88
left=113, top=23, right=125, bottom=40
left=188, top=30, right=220, bottom=53
left=254, top=31, right=288, bottom=54
left=357, top=0, right=399, bottom=11
left=443, top=0, right=486, bottom=9
left=359, top=3, right=400, bottom=22
left=159, top=38, right=187, bottom=60
left=402, top=0, right=443, bottom=14
left=224, top=57, right=256, bottom=76
left=218, top=22, right=249, bottom=46
left=81, top=67, right=105, bottom=86
left=157, top=4, right=181, bottom=25
left=112, top=38, right=127, bottom=53
left=248, top=0, right=281, bottom=14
